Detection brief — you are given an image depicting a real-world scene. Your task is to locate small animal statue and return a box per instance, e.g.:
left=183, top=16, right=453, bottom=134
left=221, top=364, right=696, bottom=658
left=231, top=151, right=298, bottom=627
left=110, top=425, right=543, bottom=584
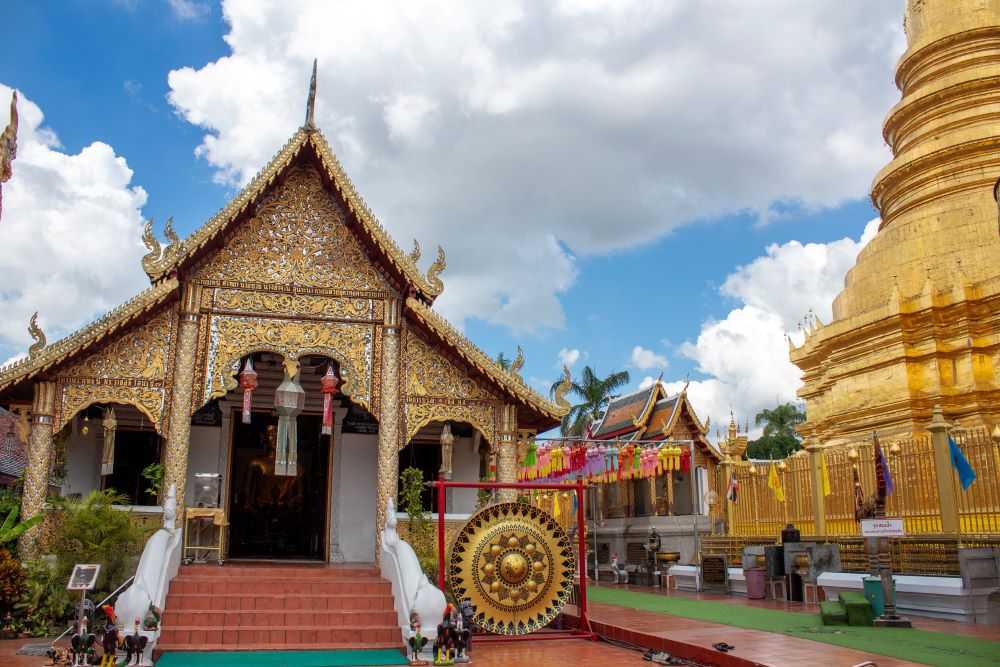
left=456, top=599, right=475, bottom=658
left=70, top=617, right=97, bottom=666
left=432, top=604, right=456, bottom=666
left=407, top=612, right=428, bottom=664
left=98, top=605, right=119, bottom=667
left=452, top=608, right=470, bottom=663
left=122, top=619, right=148, bottom=666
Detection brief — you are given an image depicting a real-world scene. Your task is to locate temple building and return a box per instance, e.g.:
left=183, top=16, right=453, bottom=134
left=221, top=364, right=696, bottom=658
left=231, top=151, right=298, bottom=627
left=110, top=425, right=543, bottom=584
left=586, top=382, right=721, bottom=565
left=0, top=97, right=571, bottom=562
left=790, top=0, right=1000, bottom=445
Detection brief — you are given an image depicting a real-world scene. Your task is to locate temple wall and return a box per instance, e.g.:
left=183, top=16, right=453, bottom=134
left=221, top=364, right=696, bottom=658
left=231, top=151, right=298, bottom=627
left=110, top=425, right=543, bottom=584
left=63, top=427, right=100, bottom=497
left=337, top=432, right=378, bottom=562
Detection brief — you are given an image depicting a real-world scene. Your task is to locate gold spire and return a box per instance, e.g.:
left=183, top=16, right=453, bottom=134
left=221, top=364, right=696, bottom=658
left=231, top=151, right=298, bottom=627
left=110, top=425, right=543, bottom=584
left=427, top=245, right=446, bottom=294
left=408, top=238, right=421, bottom=263
left=510, top=345, right=525, bottom=375
left=304, top=58, right=318, bottom=131
left=27, top=312, right=46, bottom=358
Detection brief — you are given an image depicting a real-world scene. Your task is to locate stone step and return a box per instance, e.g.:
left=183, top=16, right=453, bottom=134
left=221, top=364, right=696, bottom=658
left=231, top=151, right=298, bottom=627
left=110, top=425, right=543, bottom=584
left=161, top=609, right=397, bottom=628
left=168, top=578, right=390, bottom=595
left=157, top=626, right=400, bottom=647
left=156, top=641, right=401, bottom=653
left=178, top=565, right=379, bottom=579
left=165, top=592, right=394, bottom=612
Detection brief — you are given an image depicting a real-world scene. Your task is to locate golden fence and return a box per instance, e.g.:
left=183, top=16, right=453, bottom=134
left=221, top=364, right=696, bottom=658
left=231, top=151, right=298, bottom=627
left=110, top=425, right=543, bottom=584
left=721, top=425, right=1000, bottom=541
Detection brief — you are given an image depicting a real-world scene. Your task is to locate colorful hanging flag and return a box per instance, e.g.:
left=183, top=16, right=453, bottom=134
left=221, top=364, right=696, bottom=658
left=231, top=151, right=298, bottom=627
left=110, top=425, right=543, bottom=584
left=552, top=493, right=561, bottom=519
left=877, top=447, right=895, bottom=496
left=948, top=434, right=977, bottom=489
left=726, top=472, right=739, bottom=503
left=821, top=451, right=832, bottom=497
left=767, top=458, right=785, bottom=502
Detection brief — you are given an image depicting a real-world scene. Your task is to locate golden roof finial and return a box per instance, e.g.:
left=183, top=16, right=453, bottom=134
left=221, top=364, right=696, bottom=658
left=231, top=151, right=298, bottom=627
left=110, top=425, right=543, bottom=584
left=510, top=345, right=524, bottom=375
left=408, top=238, right=421, bottom=263
left=427, top=245, right=446, bottom=294
left=28, top=312, right=46, bottom=358
left=304, top=58, right=318, bottom=131
left=553, top=366, right=572, bottom=410
left=0, top=90, right=18, bottom=222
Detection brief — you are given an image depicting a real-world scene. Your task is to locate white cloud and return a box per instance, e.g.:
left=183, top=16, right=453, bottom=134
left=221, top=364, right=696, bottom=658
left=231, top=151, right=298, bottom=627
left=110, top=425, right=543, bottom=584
left=631, top=345, right=667, bottom=371
left=674, top=221, right=879, bottom=435
left=168, top=0, right=209, bottom=21
left=166, top=0, right=904, bottom=332
left=0, top=84, right=148, bottom=364
left=557, top=347, right=581, bottom=368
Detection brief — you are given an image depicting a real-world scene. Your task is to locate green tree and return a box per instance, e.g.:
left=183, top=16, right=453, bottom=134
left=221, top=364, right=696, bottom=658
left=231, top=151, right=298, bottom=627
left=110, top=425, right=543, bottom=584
left=550, top=366, right=630, bottom=436
left=495, top=352, right=513, bottom=370
left=745, top=402, right=806, bottom=459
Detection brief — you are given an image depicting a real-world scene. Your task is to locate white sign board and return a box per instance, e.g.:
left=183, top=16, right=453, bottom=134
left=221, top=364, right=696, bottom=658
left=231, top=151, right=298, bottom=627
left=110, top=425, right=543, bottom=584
left=67, top=563, right=101, bottom=590
left=861, top=518, right=905, bottom=538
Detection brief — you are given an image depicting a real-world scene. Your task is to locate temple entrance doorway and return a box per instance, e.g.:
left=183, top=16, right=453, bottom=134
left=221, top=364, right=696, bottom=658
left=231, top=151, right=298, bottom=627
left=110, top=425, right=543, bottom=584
left=228, top=411, right=330, bottom=559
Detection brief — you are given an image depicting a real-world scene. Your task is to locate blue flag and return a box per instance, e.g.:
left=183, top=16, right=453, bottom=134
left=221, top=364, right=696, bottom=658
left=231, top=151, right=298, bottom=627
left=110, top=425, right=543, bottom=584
left=877, top=449, right=894, bottom=496
left=948, top=434, right=977, bottom=489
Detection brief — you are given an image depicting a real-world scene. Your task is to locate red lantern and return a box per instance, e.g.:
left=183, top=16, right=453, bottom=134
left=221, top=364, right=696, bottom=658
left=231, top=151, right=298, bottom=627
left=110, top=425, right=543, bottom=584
left=320, top=365, right=340, bottom=435
left=238, top=358, right=258, bottom=424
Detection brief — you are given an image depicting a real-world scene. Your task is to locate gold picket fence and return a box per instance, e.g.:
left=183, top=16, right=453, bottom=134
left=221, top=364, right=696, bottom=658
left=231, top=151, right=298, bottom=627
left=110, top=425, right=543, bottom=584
left=721, top=425, right=1000, bottom=539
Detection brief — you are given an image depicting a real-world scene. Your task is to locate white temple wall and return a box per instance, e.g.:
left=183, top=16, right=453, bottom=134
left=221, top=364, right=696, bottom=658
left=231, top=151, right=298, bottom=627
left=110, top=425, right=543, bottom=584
left=336, top=432, right=378, bottom=562
left=187, top=425, right=224, bottom=506
left=63, top=423, right=100, bottom=497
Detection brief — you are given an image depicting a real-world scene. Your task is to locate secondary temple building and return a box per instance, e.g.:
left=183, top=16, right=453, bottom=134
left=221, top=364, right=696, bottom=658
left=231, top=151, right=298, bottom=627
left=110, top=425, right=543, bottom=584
left=0, top=114, right=572, bottom=562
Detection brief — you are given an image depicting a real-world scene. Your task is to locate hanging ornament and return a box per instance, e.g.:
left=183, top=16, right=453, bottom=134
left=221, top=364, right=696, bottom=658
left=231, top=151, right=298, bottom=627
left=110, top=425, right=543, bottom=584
left=101, top=408, right=117, bottom=476
left=320, top=365, right=340, bottom=435
left=238, top=358, right=258, bottom=425
left=439, top=422, right=455, bottom=480
left=81, top=413, right=90, bottom=437
left=274, top=360, right=305, bottom=476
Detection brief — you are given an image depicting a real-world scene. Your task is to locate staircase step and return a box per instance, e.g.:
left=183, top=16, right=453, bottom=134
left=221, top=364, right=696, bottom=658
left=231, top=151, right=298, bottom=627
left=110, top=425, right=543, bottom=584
left=169, top=579, right=390, bottom=595
left=165, top=593, right=394, bottom=612
left=161, top=609, right=397, bottom=628
left=158, top=627, right=400, bottom=647
left=180, top=565, right=379, bottom=578
left=156, top=642, right=401, bottom=653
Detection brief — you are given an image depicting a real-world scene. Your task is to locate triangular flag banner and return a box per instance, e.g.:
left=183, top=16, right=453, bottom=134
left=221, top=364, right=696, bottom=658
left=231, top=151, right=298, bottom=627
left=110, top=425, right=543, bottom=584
left=821, top=451, right=832, bottom=497
left=726, top=472, right=739, bottom=503
left=948, top=434, right=977, bottom=489
left=767, top=458, right=785, bottom=502
left=877, top=448, right=894, bottom=496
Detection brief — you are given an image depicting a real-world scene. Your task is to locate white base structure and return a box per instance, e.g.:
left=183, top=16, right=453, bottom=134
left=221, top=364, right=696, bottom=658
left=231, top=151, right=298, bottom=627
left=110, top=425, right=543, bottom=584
left=818, top=572, right=998, bottom=623
left=380, top=500, right=447, bottom=652
left=113, top=485, right=183, bottom=665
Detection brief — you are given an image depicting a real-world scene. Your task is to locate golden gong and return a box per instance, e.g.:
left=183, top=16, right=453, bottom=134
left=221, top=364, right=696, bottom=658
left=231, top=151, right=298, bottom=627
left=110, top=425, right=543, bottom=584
left=449, top=502, right=575, bottom=635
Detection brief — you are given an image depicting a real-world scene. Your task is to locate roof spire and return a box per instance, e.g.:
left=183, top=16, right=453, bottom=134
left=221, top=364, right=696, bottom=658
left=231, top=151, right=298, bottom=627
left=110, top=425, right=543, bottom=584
left=304, top=58, right=318, bottom=131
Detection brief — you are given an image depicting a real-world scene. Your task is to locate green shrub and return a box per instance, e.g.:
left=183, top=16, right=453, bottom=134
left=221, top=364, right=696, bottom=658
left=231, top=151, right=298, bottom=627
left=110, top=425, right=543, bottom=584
left=0, top=548, right=25, bottom=618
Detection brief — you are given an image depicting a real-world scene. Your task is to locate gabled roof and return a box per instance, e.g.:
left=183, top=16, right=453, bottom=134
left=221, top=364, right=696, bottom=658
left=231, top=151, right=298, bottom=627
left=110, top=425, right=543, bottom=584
left=0, top=278, right=178, bottom=393
left=591, top=383, right=663, bottom=438
left=143, top=127, right=443, bottom=302
left=639, top=394, right=682, bottom=439
left=404, top=297, right=568, bottom=424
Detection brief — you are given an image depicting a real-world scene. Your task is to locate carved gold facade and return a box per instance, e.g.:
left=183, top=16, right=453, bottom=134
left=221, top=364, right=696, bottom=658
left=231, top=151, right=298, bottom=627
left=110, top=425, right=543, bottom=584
left=1, top=110, right=569, bottom=559
left=791, top=0, right=1000, bottom=444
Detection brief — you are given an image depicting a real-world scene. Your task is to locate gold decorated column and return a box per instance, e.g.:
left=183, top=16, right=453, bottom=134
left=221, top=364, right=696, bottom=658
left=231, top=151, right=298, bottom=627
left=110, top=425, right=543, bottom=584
left=19, top=381, right=56, bottom=556
left=805, top=433, right=827, bottom=536
left=375, top=299, right=402, bottom=564
left=497, top=403, right=518, bottom=502
left=164, top=284, right=201, bottom=518
left=720, top=454, right=735, bottom=535
left=927, top=404, right=959, bottom=534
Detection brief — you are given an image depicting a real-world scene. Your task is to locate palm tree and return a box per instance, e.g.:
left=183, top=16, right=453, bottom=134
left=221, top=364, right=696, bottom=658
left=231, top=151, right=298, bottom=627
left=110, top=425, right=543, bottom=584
left=550, top=366, right=631, bottom=436
left=754, top=402, right=806, bottom=441
left=496, top=352, right=513, bottom=370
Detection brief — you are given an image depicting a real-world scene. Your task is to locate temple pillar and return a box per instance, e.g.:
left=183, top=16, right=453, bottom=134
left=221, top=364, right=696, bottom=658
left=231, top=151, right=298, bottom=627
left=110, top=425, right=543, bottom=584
left=927, top=405, right=960, bottom=534
left=19, top=380, right=56, bottom=557
left=164, top=284, right=201, bottom=518
left=374, top=299, right=402, bottom=565
left=805, top=434, right=827, bottom=536
left=496, top=403, right=517, bottom=501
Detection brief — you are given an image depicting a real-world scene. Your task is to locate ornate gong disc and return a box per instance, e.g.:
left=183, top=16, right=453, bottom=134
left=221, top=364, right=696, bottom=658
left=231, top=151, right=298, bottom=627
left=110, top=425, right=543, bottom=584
left=449, top=502, right=575, bottom=635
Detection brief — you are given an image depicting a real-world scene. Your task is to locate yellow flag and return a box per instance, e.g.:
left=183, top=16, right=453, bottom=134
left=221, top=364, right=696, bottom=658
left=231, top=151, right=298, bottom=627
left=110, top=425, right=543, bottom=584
left=767, top=458, right=785, bottom=502
left=552, top=493, right=561, bottom=519
left=821, top=451, right=832, bottom=497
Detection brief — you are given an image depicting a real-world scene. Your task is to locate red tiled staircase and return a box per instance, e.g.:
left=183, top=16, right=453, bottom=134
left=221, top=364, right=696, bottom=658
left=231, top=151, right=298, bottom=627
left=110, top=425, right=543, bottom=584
left=156, top=564, right=400, bottom=654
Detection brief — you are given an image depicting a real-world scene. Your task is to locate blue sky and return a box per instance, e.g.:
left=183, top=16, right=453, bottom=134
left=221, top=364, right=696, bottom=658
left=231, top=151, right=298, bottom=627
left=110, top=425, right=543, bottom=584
left=1, top=1, right=903, bottom=433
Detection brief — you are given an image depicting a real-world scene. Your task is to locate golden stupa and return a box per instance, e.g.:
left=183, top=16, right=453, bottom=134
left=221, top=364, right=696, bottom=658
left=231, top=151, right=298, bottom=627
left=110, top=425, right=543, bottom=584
left=791, top=0, right=1000, bottom=445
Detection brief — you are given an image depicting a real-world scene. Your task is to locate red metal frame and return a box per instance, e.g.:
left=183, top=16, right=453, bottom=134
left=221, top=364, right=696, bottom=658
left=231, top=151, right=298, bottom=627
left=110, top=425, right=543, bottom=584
left=431, top=478, right=596, bottom=642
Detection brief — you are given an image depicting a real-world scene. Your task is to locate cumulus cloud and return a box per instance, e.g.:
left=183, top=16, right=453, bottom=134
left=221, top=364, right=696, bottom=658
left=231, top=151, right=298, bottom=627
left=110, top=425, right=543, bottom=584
left=166, top=0, right=903, bottom=331
left=0, top=84, right=148, bottom=365
left=672, top=220, right=880, bottom=435
left=557, top=347, right=581, bottom=368
left=631, top=345, right=667, bottom=371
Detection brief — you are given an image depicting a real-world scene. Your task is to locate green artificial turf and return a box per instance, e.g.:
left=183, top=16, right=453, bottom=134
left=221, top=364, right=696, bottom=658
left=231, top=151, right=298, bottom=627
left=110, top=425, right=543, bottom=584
left=155, top=649, right=408, bottom=667
left=587, top=587, right=1000, bottom=667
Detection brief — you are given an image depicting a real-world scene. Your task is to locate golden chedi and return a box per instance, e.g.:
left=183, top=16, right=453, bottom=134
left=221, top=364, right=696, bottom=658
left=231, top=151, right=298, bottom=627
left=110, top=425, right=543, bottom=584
left=791, top=0, right=1000, bottom=445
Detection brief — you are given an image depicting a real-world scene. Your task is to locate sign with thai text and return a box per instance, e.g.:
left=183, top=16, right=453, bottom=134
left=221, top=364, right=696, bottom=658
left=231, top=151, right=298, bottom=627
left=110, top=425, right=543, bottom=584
left=861, top=518, right=905, bottom=537
left=67, top=564, right=101, bottom=590
left=701, top=555, right=729, bottom=591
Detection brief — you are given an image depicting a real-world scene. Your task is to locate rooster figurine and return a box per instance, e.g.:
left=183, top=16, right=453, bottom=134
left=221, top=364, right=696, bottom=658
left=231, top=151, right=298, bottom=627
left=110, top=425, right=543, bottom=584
left=122, top=618, right=148, bottom=666
left=70, top=617, right=96, bottom=666
left=407, top=611, right=428, bottom=665
left=98, top=605, right=119, bottom=667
